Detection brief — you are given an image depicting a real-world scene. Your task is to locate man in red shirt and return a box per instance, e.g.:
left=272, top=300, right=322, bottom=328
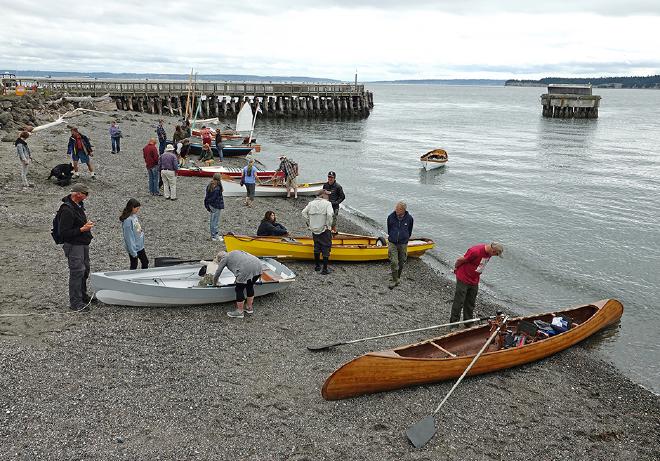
left=450, top=242, right=504, bottom=324
left=143, top=138, right=160, bottom=195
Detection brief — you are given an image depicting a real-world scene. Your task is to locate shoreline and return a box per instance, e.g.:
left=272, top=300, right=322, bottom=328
left=0, top=110, right=658, bottom=459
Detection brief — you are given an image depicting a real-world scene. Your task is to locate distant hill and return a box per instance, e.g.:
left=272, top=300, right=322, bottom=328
left=368, top=79, right=505, bottom=86
left=506, top=75, right=660, bottom=89
left=2, top=70, right=342, bottom=83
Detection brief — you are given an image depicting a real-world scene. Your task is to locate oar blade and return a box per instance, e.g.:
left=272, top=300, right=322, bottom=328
left=405, top=415, right=437, bottom=449
left=306, top=341, right=343, bottom=351
left=155, top=257, right=182, bottom=267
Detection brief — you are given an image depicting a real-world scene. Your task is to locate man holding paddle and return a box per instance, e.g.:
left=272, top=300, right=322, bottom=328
left=450, top=242, right=504, bottom=324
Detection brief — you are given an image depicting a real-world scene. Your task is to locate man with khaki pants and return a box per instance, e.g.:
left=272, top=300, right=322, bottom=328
left=386, top=201, right=414, bottom=289
left=158, top=144, right=179, bottom=200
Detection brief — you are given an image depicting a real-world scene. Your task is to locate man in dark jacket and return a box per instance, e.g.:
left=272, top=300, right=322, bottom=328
left=58, top=184, right=95, bottom=311
left=322, top=171, right=345, bottom=233
left=386, top=201, right=414, bottom=289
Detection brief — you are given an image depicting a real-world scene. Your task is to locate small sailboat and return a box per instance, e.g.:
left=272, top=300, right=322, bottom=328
left=190, top=101, right=261, bottom=155
left=420, top=149, right=448, bottom=170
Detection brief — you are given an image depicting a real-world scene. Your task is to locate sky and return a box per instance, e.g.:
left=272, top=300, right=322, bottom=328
left=1, top=0, right=659, bottom=81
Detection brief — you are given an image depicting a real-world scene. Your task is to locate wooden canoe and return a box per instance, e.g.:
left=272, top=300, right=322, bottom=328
left=224, top=233, right=435, bottom=261
left=322, top=299, right=623, bottom=400
left=420, top=148, right=448, bottom=170
left=176, top=165, right=283, bottom=179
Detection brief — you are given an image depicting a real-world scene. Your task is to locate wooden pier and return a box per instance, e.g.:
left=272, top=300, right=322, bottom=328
left=31, top=78, right=374, bottom=119
left=541, top=84, right=600, bottom=119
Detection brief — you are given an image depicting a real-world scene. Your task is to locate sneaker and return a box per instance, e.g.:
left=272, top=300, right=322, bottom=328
left=245, top=307, right=254, bottom=315
left=217, top=236, right=224, bottom=242
left=171, top=198, right=177, bottom=201
left=211, top=236, right=220, bottom=241
left=73, top=173, right=80, bottom=178
left=314, top=265, right=321, bottom=272
left=321, top=267, right=332, bottom=275
left=227, top=309, right=244, bottom=318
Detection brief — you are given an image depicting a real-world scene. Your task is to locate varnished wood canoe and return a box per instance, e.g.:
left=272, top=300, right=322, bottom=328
left=224, top=233, right=435, bottom=261
left=420, top=148, right=448, bottom=170
left=322, top=299, right=623, bottom=400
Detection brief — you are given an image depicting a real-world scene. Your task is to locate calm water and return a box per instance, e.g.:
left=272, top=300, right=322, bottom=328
left=253, top=84, right=660, bottom=394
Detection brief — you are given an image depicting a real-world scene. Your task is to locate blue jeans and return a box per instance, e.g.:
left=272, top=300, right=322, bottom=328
left=111, top=137, right=120, bottom=153
left=217, top=143, right=224, bottom=161
left=209, top=206, right=222, bottom=237
left=148, top=166, right=160, bottom=194
left=159, top=140, right=167, bottom=155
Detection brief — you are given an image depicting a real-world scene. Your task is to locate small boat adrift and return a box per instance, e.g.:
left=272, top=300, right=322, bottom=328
left=90, top=258, right=295, bottom=307
left=420, top=148, right=448, bottom=170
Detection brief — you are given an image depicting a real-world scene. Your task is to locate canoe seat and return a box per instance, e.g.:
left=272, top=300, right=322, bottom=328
left=260, top=272, right=276, bottom=282
left=426, top=341, right=457, bottom=357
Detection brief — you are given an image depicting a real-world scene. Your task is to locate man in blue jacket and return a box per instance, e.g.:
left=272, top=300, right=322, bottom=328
left=387, top=201, right=414, bottom=289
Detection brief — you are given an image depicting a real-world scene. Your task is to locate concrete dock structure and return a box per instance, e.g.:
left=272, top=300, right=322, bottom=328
left=541, top=84, right=601, bottom=119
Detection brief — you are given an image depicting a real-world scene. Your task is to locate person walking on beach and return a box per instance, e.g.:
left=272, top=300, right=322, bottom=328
left=213, top=250, right=263, bottom=319
left=156, top=119, right=167, bottom=155
left=120, top=198, right=149, bottom=270
left=214, top=129, right=224, bottom=162
left=322, top=171, right=345, bottom=233
left=143, top=138, right=160, bottom=196
left=204, top=173, right=225, bottom=241
left=450, top=242, right=504, bottom=324
left=58, top=183, right=94, bottom=311
left=67, top=127, right=95, bottom=179
left=159, top=144, right=179, bottom=200
left=387, top=201, right=414, bottom=289
left=241, top=158, right=258, bottom=207
left=15, top=131, right=33, bottom=188
left=274, top=156, right=298, bottom=198
left=257, top=211, right=288, bottom=236
left=109, top=121, right=122, bottom=154
left=302, top=189, right=334, bottom=275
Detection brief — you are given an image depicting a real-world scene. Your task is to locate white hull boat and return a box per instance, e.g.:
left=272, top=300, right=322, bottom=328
left=220, top=176, right=325, bottom=197
left=90, top=258, right=295, bottom=307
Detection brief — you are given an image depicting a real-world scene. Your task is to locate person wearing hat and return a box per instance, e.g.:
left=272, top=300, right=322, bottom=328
left=302, top=189, right=334, bottom=274
left=156, top=119, right=167, bottom=155
left=322, top=171, right=345, bottom=233
left=58, top=184, right=95, bottom=311
left=274, top=155, right=299, bottom=198
left=449, top=242, right=504, bottom=324
left=204, top=172, right=225, bottom=241
left=158, top=144, right=179, bottom=200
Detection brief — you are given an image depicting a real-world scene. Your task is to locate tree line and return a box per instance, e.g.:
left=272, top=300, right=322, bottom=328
left=506, top=75, right=660, bottom=88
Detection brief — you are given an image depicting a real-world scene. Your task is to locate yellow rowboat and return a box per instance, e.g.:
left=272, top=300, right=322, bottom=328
left=223, top=233, right=435, bottom=262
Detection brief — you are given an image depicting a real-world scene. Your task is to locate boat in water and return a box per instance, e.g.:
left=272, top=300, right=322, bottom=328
left=322, top=299, right=623, bottom=400
left=224, top=233, right=435, bottom=261
left=90, top=258, right=295, bottom=307
left=420, top=149, right=448, bottom=170
left=220, top=175, right=324, bottom=197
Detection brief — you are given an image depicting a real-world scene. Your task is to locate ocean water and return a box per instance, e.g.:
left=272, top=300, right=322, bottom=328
left=252, top=84, right=660, bottom=394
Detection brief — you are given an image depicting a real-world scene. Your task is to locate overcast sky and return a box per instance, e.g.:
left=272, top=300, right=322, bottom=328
left=1, top=1, right=659, bottom=80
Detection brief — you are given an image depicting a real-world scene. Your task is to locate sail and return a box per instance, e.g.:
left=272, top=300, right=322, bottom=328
left=235, top=102, right=254, bottom=132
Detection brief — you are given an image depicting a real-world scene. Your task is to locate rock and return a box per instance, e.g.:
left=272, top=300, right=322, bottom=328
left=0, top=112, right=13, bottom=126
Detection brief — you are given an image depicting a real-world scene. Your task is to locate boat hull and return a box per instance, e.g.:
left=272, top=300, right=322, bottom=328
left=322, top=299, right=623, bottom=400
left=221, top=178, right=324, bottom=197
left=224, top=234, right=435, bottom=261
left=189, top=141, right=257, bottom=157
left=176, top=166, right=283, bottom=179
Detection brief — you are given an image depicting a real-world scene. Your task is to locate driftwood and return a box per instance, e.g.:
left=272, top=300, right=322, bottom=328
left=46, top=93, right=112, bottom=105
left=31, top=108, right=110, bottom=133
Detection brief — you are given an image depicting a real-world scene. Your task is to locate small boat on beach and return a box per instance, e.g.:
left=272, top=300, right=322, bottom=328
left=420, top=149, right=448, bottom=170
left=220, top=175, right=324, bottom=197
left=322, top=299, right=623, bottom=400
left=224, top=233, right=435, bottom=261
left=90, top=258, right=295, bottom=307
left=176, top=165, right=283, bottom=179
left=189, top=142, right=259, bottom=157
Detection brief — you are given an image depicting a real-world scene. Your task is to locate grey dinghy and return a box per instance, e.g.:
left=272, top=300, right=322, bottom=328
left=90, top=258, right=295, bottom=307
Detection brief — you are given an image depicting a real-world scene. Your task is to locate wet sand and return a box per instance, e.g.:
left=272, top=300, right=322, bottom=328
left=0, top=111, right=658, bottom=460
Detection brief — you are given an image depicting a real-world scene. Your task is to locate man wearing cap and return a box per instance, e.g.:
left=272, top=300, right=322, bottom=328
left=58, top=184, right=95, bottom=311
left=302, top=189, right=335, bottom=274
left=159, top=144, right=179, bottom=200
left=322, top=171, right=345, bottom=233
left=156, top=119, right=167, bottom=155
left=450, top=242, right=504, bottom=324
left=386, top=201, right=414, bottom=289
left=274, top=156, right=298, bottom=198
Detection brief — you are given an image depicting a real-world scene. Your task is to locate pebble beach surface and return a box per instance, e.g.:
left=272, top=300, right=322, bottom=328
left=0, top=111, right=658, bottom=460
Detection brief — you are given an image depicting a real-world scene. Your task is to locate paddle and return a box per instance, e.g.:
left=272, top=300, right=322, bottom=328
left=306, top=316, right=495, bottom=351
left=154, top=257, right=204, bottom=267
left=405, top=315, right=509, bottom=449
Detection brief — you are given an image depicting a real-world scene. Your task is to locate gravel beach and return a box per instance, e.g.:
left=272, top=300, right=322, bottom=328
left=1, top=110, right=658, bottom=460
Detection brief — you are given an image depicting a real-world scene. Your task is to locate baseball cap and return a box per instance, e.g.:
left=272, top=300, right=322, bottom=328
left=71, top=184, right=89, bottom=195
left=327, top=171, right=336, bottom=178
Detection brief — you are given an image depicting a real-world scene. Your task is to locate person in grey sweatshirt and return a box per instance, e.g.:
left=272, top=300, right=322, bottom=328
left=15, top=131, right=33, bottom=187
left=213, top=250, right=263, bottom=319
left=119, top=198, right=148, bottom=270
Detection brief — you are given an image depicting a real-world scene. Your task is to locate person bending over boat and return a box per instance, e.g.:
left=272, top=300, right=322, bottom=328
left=302, top=189, right=334, bottom=275
left=274, top=156, right=298, bottom=198
left=322, top=171, right=345, bottom=233
left=386, top=201, right=414, bottom=289
left=204, top=173, right=225, bottom=241
left=213, top=250, right=263, bottom=319
left=450, top=242, right=504, bottom=325
left=119, top=198, right=148, bottom=270
left=257, top=211, right=288, bottom=237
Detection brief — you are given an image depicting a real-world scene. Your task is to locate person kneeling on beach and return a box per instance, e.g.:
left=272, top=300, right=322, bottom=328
left=213, top=250, right=263, bottom=319
left=386, top=201, right=414, bottom=289
left=257, top=211, right=288, bottom=237
left=302, top=189, right=334, bottom=275
left=120, top=198, right=149, bottom=270
left=450, top=242, right=504, bottom=325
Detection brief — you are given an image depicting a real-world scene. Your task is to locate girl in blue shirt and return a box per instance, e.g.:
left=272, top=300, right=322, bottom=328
left=120, top=198, right=148, bottom=269
left=241, top=158, right=258, bottom=207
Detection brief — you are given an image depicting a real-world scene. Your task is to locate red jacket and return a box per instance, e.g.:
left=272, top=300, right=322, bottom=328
left=143, top=144, right=159, bottom=168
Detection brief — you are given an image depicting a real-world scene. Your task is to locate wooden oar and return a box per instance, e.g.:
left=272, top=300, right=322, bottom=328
left=306, top=316, right=495, bottom=351
left=154, top=257, right=204, bottom=267
left=405, top=315, right=509, bottom=449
